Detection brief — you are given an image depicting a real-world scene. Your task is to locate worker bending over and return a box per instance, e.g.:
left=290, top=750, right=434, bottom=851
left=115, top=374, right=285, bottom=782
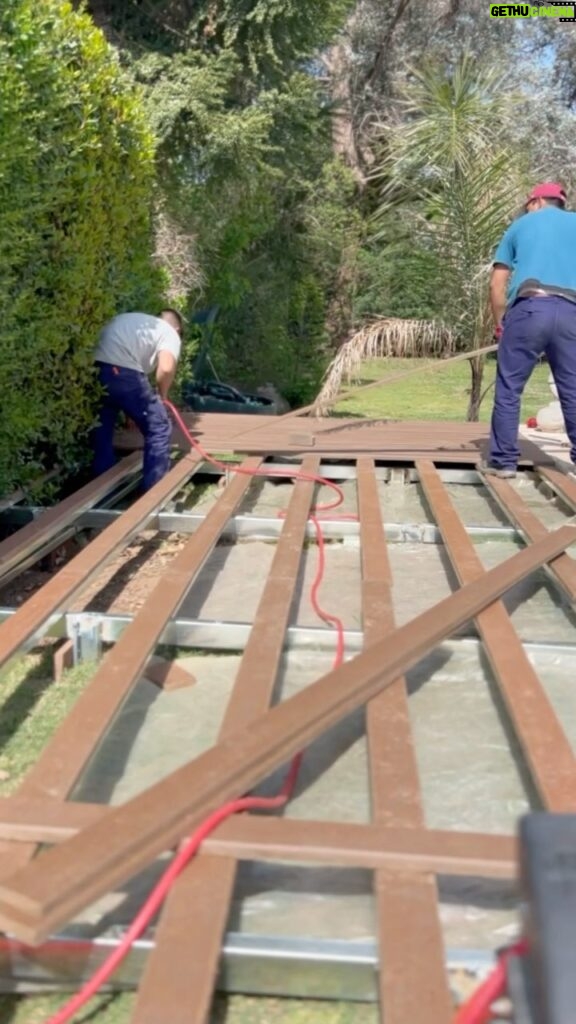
left=484, top=182, right=576, bottom=478
left=92, top=309, right=183, bottom=491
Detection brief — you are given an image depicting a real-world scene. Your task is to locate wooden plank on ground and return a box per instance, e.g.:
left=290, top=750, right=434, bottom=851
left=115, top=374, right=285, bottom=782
left=131, top=456, right=319, bottom=1024
left=0, top=524, right=571, bottom=945
left=0, top=453, right=202, bottom=672
left=482, top=475, right=576, bottom=599
left=0, top=454, right=142, bottom=583
left=0, top=799, right=516, bottom=878
left=536, top=465, right=576, bottom=511
left=13, top=457, right=262, bottom=804
left=117, top=414, right=548, bottom=465
left=357, top=457, right=451, bottom=1023
left=0, top=453, right=199, bottom=881
left=0, top=458, right=260, bottom=888
left=417, top=460, right=576, bottom=811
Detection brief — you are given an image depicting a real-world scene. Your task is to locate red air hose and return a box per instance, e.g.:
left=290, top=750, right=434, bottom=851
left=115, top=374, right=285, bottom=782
left=453, top=939, right=529, bottom=1024
left=42, top=401, right=353, bottom=1024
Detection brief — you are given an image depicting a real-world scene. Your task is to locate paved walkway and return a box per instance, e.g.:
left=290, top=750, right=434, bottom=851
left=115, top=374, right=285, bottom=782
left=519, top=423, right=572, bottom=470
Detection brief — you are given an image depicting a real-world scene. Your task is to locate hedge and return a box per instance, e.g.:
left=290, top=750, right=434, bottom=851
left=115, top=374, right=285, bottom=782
left=0, top=0, right=163, bottom=494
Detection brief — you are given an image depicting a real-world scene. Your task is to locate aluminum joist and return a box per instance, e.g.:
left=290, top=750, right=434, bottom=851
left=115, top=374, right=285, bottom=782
left=0, top=526, right=572, bottom=947
left=0, top=931, right=497, bottom=1002
left=0, top=429, right=575, bottom=1022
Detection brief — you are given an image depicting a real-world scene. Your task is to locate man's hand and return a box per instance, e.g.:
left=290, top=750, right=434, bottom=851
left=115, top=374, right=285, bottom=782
left=156, top=350, right=177, bottom=400
left=493, top=322, right=504, bottom=342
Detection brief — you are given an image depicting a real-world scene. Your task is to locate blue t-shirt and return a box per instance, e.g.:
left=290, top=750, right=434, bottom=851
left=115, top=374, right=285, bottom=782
left=493, top=206, right=576, bottom=305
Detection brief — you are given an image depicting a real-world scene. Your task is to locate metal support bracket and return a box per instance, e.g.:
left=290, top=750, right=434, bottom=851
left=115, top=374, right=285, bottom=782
left=66, top=614, right=102, bottom=666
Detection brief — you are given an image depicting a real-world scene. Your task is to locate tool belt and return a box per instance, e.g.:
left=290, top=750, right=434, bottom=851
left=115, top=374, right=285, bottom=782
left=517, top=278, right=576, bottom=304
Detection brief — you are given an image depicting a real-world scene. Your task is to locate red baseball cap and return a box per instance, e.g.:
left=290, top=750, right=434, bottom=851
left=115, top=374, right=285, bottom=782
left=526, top=182, right=567, bottom=204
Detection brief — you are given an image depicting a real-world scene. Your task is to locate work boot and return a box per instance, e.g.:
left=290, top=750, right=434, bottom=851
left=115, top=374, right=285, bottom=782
left=478, top=460, right=517, bottom=479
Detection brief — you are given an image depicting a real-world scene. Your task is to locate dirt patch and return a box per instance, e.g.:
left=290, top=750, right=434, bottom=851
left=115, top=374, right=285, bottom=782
left=71, top=530, right=189, bottom=614
left=0, top=566, right=58, bottom=608
left=0, top=531, right=190, bottom=617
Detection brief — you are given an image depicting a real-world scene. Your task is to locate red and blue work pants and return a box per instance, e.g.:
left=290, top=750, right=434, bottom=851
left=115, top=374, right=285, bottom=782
left=489, top=295, right=576, bottom=469
left=92, top=362, right=172, bottom=492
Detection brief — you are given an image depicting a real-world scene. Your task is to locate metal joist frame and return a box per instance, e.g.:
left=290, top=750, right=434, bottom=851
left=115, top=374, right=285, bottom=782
left=0, top=446, right=574, bottom=1019
left=0, top=453, right=204, bottom=671
left=0, top=454, right=142, bottom=586
left=0, top=457, right=261, bottom=904
left=0, top=524, right=572, bottom=946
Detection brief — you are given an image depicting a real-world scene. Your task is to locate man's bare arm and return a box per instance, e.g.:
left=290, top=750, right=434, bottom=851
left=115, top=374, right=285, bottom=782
left=156, top=350, right=177, bottom=400
left=490, top=264, right=511, bottom=328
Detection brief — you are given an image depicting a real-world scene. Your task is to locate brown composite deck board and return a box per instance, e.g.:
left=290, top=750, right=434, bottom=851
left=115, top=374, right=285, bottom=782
left=0, top=453, right=142, bottom=583
left=0, top=453, right=203, bottom=673
left=482, top=475, right=576, bottom=599
left=0, top=525, right=571, bottom=945
left=0, top=799, right=516, bottom=877
left=185, top=817, right=517, bottom=878
left=117, top=413, right=549, bottom=464
left=0, top=458, right=259, bottom=888
left=417, top=460, right=576, bottom=811
left=0, top=452, right=198, bottom=882
left=134, top=856, right=234, bottom=1024
left=119, top=432, right=543, bottom=464
left=131, top=457, right=320, bottom=1024
left=17, top=457, right=263, bottom=803
left=537, top=464, right=576, bottom=504
left=357, top=457, right=452, bottom=1023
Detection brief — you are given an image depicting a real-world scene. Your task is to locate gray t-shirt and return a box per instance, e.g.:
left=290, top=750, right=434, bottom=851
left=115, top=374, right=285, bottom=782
left=94, top=312, right=181, bottom=374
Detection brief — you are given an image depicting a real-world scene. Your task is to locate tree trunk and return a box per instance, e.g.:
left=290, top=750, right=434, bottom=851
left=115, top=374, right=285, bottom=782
left=325, top=40, right=366, bottom=187
left=466, top=355, right=485, bottom=421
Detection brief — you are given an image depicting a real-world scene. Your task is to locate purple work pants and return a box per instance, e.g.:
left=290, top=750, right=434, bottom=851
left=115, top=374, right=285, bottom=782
left=489, top=296, right=576, bottom=469
left=92, top=362, right=172, bottom=492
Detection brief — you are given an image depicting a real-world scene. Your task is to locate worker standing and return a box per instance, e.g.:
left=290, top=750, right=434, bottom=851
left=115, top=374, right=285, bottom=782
left=483, top=182, right=576, bottom=478
left=92, top=309, right=183, bottom=491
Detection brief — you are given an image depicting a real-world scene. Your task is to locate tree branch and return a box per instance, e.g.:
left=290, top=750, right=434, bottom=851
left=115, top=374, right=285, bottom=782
left=366, top=0, right=413, bottom=89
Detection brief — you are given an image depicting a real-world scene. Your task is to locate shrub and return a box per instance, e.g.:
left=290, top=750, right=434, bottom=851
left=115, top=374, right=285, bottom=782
left=0, top=0, right=163, bottom=493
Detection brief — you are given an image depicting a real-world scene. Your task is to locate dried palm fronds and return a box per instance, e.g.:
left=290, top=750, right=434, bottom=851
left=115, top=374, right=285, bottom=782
left=313, top=316, right=454, bottom=415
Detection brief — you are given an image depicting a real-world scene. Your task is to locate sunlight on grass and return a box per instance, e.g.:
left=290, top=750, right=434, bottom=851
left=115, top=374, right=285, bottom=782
left=332, top=357, right=551, bottom=423
left=0, top=651, right=96, bottom=796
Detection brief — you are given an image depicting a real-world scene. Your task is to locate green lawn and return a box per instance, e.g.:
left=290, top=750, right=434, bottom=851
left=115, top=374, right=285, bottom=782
left=333, top=355, right=551, bottom=422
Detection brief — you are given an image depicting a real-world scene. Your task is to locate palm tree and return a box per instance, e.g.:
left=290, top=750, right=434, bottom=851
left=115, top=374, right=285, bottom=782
left=316, top=56, right=529, bottom=420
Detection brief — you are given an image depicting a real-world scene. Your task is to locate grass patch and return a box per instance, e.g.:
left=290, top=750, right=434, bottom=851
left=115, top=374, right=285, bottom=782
left=332, top=356, right=551, bottom=422
left=0, top=994, right=378, bottom=1024
left=0, top=651, right=96, bottom=796
left=219, top=997, right=377, bottom=1024
left=0, top=992, right=133, bottom=1024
